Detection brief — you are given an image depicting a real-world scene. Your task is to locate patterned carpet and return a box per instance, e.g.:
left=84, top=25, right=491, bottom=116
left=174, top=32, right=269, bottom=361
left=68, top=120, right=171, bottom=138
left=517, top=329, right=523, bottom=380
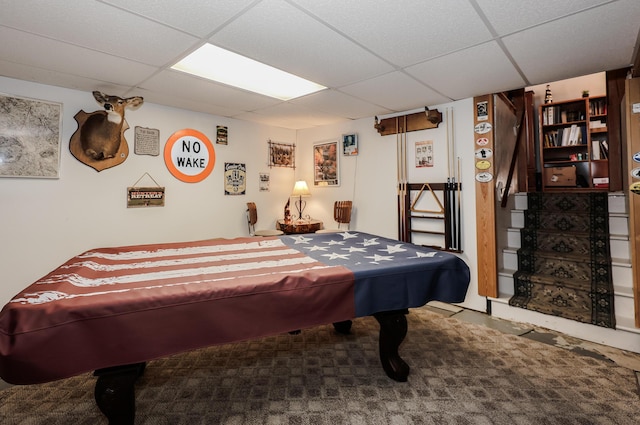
left=510, top=192, right=615, bottom=328
left=1, top=306, right=639, bottom=424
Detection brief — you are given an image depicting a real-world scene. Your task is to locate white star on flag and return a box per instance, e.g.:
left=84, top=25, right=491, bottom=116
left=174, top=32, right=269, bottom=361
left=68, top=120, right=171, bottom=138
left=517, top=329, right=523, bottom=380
left=359, top=238, right=380, bottom=247
left=412, top=251, right=437, bottom=258
left=342, top=246, right=367, bottom=253
left=322, top=252, right=351, bottom=260
left=306, top=245, right=329, bottom=252
left=338, top=232, right=358, bottom=239
left=290, top=235, right=312, bottom=244
left=364, top=254, right=394, bottom=262
left=324, top=240, right=345, bottom=246
left=380, top=244, right=406, bottom=254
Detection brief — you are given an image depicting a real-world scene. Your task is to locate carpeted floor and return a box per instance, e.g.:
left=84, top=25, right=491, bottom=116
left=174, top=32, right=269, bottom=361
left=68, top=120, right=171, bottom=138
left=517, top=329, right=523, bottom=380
left=1, top=306, right=639, bottom=424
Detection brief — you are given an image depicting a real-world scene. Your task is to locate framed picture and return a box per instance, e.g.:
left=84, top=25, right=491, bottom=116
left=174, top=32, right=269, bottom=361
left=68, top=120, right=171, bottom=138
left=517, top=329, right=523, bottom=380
left=268, top=140, right=295, bottom=168
left=313, top=140, right=339, bottom=186
left=0, top=93, right=62, bottom=178
left=342, top=133, right=358, bottom=156
left=216, top=125, right=228, bottom=145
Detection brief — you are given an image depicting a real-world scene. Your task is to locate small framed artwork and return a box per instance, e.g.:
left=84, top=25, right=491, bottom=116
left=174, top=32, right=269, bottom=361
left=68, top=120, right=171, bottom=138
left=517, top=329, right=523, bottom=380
left=268, top=140, right=295, bottom=168
left=224, top=162, right=246, bottom=195
left=313, top=140, right=339, bottom=186
left=342, top=133, right=358, bottom=156
left=216, top=125, right=228, bottom=144
left=0, top=93, right=62, bottom=178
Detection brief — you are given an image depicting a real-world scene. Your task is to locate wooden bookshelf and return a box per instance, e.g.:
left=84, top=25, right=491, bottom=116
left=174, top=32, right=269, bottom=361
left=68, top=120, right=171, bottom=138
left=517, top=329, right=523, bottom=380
left=539, top=96, right=609, bottom=191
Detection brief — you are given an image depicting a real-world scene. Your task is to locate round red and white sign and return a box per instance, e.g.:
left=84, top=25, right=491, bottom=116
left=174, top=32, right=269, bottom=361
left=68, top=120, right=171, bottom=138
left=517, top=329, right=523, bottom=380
left=164, top=129, right=215, bottom=183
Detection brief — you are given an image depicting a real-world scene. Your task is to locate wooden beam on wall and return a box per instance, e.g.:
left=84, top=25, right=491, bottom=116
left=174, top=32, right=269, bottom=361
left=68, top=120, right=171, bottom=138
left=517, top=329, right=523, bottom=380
left=473, top=95, right=498, bottom=298
left=375, top=109, right=442, bottom=136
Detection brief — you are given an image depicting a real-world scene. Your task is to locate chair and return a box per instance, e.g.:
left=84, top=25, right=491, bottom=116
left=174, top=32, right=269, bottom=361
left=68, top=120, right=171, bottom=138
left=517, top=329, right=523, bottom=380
left=316, top=201, right=353, bottom=233
left=246, top=202, right=284, bottom=237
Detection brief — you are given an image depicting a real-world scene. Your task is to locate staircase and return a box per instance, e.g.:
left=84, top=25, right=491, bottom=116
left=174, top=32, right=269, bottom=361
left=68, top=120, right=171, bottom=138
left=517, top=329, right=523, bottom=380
left=492, top=192, right=640, bottom=353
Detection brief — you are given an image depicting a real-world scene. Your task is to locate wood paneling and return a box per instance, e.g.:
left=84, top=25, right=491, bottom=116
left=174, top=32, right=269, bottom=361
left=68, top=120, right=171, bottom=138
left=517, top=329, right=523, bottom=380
left=623, top=77, right=640, bottom=328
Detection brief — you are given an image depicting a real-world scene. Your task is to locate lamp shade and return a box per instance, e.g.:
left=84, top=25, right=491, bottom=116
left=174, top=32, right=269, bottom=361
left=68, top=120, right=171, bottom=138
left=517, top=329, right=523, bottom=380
left=291, top=180, right=311, bottom=197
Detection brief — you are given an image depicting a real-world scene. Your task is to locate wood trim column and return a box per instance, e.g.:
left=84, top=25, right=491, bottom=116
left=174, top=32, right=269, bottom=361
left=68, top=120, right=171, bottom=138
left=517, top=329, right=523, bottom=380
left=473, top=95, right=498, bottom=298
left=623, top=78, right=640, bottom=328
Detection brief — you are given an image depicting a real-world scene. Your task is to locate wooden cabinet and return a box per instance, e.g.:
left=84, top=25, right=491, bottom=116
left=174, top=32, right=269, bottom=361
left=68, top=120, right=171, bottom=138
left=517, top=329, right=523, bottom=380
left=539, top=96, right=609, bottom=191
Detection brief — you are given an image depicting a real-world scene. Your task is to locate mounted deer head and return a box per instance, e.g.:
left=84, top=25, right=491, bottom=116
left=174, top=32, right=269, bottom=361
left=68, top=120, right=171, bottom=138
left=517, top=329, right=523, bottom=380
left=70, top=91, right=144, bottom=171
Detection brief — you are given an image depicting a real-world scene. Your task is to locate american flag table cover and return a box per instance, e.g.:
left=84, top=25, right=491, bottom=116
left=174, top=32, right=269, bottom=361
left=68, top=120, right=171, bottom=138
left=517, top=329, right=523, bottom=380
left=0, top=231, right=470, bottom=385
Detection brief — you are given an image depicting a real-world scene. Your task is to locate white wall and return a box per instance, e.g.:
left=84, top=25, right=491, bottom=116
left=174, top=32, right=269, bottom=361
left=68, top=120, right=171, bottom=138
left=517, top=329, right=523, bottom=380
left=0, top=76, right=297, bottom=305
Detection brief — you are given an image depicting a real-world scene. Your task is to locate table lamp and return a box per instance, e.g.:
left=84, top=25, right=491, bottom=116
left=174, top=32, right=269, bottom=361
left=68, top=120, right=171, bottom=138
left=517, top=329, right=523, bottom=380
left=291, top=180, right=311, bottom=219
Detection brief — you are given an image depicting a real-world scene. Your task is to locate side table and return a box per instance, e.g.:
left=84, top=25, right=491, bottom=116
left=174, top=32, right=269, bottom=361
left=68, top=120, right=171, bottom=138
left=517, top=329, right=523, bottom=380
left=276, top=219, right=323, bottom=234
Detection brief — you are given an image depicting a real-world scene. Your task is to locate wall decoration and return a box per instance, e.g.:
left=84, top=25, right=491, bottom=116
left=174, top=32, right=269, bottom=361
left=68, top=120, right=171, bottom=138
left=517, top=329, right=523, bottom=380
left=342, top=133, right=358, bottom=156
left=313, top=140, right=339, bottom=186
left=70, top=91, right=144, bottom=172
left=164, top=128, right=215, bottom=183
left=0, top=93, right=62, bottom=178
left=127, top=172, right=164, bottom=208
left=415, top=140, right=434, bottom=168
left=224, top=162, right=246, bottom=195
left=268, top=140, right=295, bottom=168
left=134, top=126, right=160, bottom=156
left=259, top=172, right=270, bottom=191
left=216, top=125, right=228, bottom=145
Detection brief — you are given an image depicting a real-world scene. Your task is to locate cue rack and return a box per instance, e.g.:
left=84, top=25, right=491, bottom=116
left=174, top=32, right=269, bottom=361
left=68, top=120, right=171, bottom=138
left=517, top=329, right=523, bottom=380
left=386, top=107, right=462, bottom=253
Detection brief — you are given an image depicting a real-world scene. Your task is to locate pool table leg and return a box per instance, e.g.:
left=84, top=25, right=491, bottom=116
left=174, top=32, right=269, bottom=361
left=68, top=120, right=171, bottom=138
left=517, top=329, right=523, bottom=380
left=374, top=309, right=409, bottom=382
left=93, top=362, right=146, bottom=425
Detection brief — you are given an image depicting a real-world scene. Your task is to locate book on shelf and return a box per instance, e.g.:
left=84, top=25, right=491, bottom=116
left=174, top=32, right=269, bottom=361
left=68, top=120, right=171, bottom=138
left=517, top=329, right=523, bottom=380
left=599, top=140, right=609, bottom=159
left=592, top=141, right=600, bottom=160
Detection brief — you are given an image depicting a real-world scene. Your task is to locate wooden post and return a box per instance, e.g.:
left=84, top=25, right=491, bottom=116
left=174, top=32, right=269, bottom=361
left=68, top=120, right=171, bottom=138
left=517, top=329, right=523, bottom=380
left=473, top=95, right=498, bottom=298
left=623, top=78, right=640, bottom=328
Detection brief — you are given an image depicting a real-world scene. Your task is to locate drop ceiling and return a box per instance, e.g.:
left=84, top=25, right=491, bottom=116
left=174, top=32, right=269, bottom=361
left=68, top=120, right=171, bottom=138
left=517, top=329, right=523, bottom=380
left=1, top=0, right=639, bottom=130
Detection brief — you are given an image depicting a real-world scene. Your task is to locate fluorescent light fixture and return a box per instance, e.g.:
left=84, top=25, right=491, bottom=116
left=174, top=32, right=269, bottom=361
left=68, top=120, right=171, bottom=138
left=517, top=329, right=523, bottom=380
left=171, top=44, right=326, bottom=101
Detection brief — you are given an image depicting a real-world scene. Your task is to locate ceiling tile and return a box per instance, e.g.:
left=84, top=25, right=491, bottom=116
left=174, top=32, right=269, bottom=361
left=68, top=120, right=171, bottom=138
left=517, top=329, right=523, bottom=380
left=290, top=90, right=394, bottom=120
left=209, top=0, right=394, bottom=87
left=0, top=27, right=158, bottom=87
left=406, top=41, right=526, bottom=99
left=133, top=87, right=244, bottom=118
left=139, top=70, right=282, bottom=112
left=476, top=0, right=611, bottom=35
left=0, top=0, right=198, bottom=66
left=100, top=0, right=256, bottom=38
left=239, top=102, right=348, bottom=129
left=292, top=0, right=493, bottom=67
left=0, top=59, right=133, bottom=96
left=504, top=0, right=640, bottom=85
left=339, top=72, right=451, bottom=112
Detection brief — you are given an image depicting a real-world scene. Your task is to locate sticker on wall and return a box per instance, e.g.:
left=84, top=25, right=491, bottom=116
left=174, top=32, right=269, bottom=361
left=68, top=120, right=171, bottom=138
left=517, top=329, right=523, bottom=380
left=475, top=172, right=493, bottom=183
left=415, top=140, right=434, bottom=168
left=475, top=160, right=491, bottom=170
left=224, top=163, right=246, bottom=195
left=476, top=137, right=489, bottom=146
left=216, top=125, right=228, bottom=145
left=476, top=101, right=489, bottom=121
left=633, top=152, right=640, bottom=163
left=474, top=122, right=492, bottom=134
left=259, top=172, right=270, bottom=192
left=134, top=126, right=160, bottom=156
left=630, top=181, right=640, bottom=195
left=164, top=129, right=215, bottom=183
left=631, top=167, right=640, bottom=179
left=475, top=147, right=493, bottom=160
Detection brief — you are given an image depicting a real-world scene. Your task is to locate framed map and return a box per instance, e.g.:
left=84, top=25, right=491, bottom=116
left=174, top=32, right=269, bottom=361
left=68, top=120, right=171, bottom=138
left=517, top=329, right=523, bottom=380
left=0, top=93, right=62, bottom=178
